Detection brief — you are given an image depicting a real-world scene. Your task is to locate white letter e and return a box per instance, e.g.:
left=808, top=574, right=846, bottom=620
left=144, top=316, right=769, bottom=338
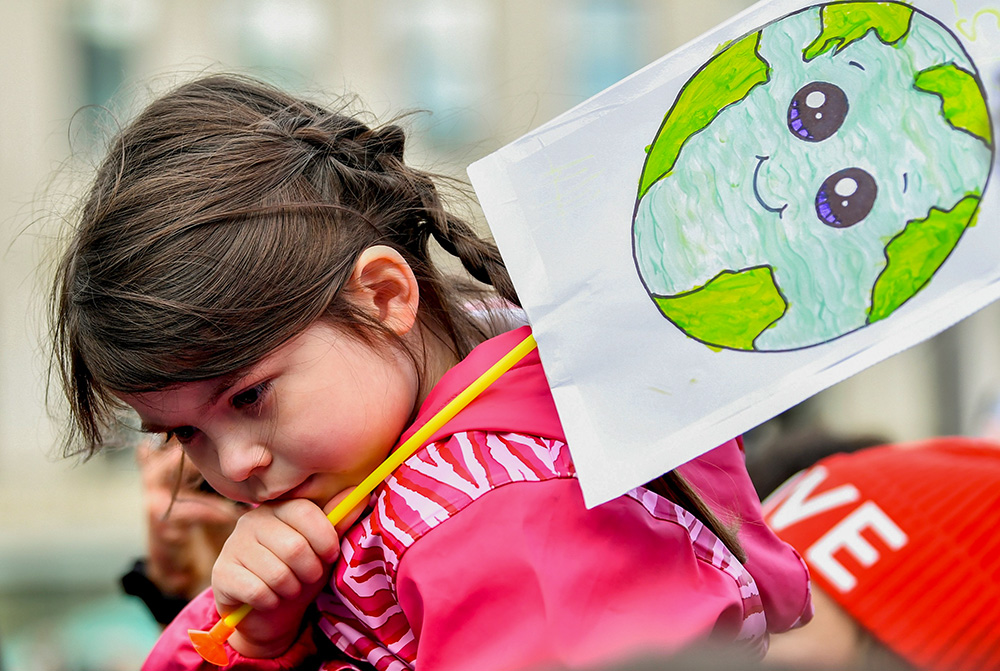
left=806, top=500, right=908, bottom=592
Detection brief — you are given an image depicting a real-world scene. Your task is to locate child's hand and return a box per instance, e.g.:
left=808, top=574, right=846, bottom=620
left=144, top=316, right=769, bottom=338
left=211, top=498, right=342, bottom=659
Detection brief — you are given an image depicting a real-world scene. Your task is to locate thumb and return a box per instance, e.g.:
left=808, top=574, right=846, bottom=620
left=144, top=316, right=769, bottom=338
left=322, top=488, right=371, bottom=536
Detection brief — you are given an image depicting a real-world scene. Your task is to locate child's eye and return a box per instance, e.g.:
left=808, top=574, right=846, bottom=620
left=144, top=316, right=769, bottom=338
left=231, top=381, right=271, bottom=410
left=167, top=426, right=198, bottom=444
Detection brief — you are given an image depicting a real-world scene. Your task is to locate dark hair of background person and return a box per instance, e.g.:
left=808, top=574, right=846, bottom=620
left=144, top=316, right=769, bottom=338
left=745, top=427, right=888, bottom=500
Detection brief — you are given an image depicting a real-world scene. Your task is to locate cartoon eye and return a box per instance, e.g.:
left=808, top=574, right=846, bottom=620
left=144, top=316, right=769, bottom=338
left=815, top=168, right=877, bottom=228
left=787, top=82, right=849, bottom=142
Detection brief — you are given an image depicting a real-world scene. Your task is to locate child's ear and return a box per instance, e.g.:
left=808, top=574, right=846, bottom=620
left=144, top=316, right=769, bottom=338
left=349, top=245, right=419, bottom=336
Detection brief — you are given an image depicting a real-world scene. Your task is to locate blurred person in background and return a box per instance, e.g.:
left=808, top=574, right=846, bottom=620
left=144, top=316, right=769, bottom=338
left=744, top=426, right=888, bottom=500
left=760, top=437, right=1000, bottom=671
left=121, top=437, right=247, bottom=627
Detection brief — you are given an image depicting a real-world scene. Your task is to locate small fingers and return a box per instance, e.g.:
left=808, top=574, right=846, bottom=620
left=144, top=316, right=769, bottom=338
left=251, top=528, right=326, bottom=596
left=213, top=555, right=283, bottom=611
left=213, top=500, right=339, bottom=609
left=270, top=498, right=342, bottom=563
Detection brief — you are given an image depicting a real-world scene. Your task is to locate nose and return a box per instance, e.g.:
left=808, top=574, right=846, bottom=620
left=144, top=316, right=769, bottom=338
left=216, top=436, right=271, bottom=483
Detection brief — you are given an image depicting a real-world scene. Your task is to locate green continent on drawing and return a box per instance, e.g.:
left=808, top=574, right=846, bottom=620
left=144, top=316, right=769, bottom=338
left=914, top=64, right=993, bottom=145
left=632, top=1, right=993, bottom=351
left=869, top=194, right=981, bottom=322
left=654, top=267, right=787, bottom=351
left=638, top=32, right=770, bottom=199
left=803, top=2, right=913, bottom=60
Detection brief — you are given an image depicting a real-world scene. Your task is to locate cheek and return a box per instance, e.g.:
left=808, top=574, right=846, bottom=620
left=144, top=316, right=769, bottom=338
left=324, top=387, right=413, bottom=472
left=369, top=374, right=420, bottom=446
left=178, top=441, right=211, bottom=471
left=343, top=357, right=418, bottom=434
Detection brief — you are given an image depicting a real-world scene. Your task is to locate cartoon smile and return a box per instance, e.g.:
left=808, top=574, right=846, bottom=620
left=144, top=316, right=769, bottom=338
left=752, top=154, right=788, bottom=217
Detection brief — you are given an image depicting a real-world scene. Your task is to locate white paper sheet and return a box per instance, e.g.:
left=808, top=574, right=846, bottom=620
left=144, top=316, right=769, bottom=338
left=469, top=0, right=1000, bottom=507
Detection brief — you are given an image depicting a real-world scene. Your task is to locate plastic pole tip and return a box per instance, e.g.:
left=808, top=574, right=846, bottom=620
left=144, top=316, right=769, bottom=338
left=188, top=626, right=232, bottom=666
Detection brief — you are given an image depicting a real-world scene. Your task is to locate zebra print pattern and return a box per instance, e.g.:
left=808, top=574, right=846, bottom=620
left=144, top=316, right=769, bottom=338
left=314, top=430, right=766, bottom=669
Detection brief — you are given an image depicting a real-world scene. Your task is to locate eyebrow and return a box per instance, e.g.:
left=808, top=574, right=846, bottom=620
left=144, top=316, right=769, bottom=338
left=207, top=370, right=251, bottom=406
left=140, top=420, right=169, bottom=434
left=138, top=369, right=251, bottom=433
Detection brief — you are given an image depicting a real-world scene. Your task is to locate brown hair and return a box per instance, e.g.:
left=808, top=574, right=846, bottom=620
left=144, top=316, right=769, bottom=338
left=52, top=74, right=512, bottom=452
left=51, top=73, right=742, bottom=559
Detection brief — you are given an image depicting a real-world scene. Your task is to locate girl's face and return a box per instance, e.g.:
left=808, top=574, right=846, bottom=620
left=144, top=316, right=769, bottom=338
left=119, top=322, right=420, bottom=507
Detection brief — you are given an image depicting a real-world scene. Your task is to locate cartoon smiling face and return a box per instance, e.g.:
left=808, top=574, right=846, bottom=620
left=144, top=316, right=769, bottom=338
left=632, top=1, right=994, bottom=351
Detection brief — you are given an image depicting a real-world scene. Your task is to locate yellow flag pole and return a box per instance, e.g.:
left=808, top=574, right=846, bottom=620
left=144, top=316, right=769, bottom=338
left=189, top=332, right=537, bottom=664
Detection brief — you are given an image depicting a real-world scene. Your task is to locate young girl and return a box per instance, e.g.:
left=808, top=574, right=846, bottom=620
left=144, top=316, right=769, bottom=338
left=51, top=74, right=811, bottom=671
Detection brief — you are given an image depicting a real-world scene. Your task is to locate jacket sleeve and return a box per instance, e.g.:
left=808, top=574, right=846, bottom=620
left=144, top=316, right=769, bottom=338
left=142, top=588, right=319, bottom=671
left=678, top=439, right=813, bottom=632
left=394, top=476, right=748, bottom=671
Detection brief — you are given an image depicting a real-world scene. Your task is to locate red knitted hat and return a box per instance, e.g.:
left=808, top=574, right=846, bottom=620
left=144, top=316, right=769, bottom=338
left=762, top=437, right=1000, bottom=671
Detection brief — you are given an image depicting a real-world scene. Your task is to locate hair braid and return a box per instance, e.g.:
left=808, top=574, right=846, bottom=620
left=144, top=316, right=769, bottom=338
left=384, top=162, right=519, bottom=308
left=307, top=117, right=521, bottom=309
left=426, top=211, right=519, bottom=308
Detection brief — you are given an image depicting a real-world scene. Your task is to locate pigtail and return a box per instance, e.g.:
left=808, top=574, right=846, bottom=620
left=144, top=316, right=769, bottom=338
left=358, top=123, right=521, bottom=309
left=423, top=211, right=520, bottom=308
left=302, top=114, right=520, bottom=309
left=287, top=113, right=389, bottom=174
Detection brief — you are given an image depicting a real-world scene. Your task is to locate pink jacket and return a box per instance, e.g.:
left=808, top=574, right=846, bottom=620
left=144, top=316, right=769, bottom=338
left=145, top=326, right=811, bottom=671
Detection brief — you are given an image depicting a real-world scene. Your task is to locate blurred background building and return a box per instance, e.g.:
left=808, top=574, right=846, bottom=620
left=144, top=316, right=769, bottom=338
left=1, top=0, right=998, bottom=668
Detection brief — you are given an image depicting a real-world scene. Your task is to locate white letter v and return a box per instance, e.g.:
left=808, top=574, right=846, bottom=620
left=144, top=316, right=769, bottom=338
left=768, top=466, right=860, bottom=531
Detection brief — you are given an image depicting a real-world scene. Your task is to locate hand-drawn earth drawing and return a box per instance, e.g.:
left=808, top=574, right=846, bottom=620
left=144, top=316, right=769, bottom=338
left=632, top=1, right=994, bottom=352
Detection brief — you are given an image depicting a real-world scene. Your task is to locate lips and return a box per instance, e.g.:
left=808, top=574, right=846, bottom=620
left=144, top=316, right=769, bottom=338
left=268, top=476, right=346, bottom=510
